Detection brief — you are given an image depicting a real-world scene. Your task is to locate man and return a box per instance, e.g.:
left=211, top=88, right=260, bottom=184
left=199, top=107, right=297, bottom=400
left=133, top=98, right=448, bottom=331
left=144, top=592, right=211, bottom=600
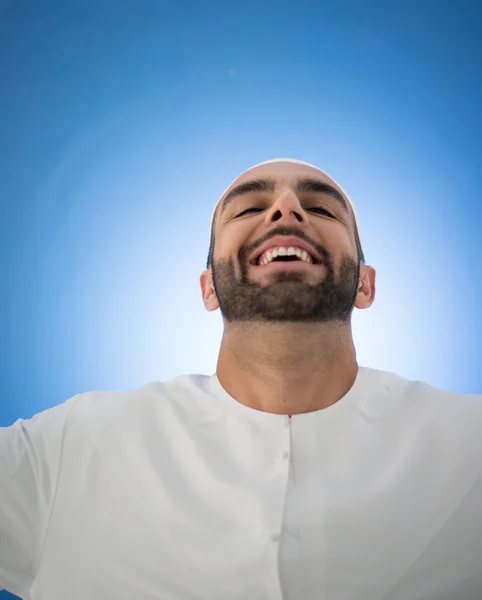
left=1, top=159, right=481, bottom=600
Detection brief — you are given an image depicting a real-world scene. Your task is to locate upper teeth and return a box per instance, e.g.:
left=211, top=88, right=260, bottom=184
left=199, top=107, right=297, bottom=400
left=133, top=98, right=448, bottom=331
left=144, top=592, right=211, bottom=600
left=258, top=246, right=314, bottom=265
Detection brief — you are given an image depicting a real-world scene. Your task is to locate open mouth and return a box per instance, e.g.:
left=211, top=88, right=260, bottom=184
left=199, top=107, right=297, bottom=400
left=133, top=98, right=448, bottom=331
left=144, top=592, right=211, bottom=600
left=251, top=251, right=321, bottom=267
left=248, top=238, right=323, bottom=269
left=250, top=256, right=323, bottom=276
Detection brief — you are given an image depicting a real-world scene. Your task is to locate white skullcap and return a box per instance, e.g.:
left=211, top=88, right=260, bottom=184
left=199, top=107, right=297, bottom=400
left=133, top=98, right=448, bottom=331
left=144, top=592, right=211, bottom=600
left=210, top=158, right=362, bottom=243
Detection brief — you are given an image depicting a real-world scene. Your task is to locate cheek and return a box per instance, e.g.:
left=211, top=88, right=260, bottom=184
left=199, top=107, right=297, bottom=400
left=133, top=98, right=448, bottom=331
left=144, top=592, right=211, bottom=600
left=215, top=223, right=253, bottom=259
left=321, top=223, right=354, bottom=255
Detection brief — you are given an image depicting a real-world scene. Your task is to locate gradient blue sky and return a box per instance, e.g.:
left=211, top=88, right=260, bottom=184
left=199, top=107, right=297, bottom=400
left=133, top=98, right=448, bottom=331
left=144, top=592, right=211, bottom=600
left=1, top=2, right=482, bottom=594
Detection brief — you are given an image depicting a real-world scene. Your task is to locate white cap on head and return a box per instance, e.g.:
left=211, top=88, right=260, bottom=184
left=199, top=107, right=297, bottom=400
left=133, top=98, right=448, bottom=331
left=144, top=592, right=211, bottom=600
left=210, top=158, right=362, bottom=243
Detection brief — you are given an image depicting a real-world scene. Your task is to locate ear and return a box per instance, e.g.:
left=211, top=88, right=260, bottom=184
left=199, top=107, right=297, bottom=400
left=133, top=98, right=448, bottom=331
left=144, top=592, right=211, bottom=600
left=200, top=269, right=219, bottom=312
left=353, top=264, right=376, bottom=310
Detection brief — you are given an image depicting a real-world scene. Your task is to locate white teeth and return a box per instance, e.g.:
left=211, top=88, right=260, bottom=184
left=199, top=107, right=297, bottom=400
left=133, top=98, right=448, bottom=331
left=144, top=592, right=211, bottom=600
left=258, top=246, right=314, bottom=266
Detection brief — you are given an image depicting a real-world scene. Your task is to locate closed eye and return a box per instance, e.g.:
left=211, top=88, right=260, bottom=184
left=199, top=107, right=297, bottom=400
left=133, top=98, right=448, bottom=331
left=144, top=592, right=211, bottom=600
left=235, top=208, right=263, bottom=217
left=308, top=207, right=334, bottom=217
left=235, top=207, right=334, bottom=218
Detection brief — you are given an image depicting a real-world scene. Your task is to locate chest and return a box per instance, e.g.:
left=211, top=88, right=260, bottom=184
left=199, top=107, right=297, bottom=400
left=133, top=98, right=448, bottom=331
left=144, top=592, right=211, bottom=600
left=31, top=415, right=482, bottom=600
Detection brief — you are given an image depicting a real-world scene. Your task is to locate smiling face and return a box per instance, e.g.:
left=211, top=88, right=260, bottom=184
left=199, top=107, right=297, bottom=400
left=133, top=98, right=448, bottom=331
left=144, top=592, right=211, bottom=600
left=201, top=161, right=371, bottom=323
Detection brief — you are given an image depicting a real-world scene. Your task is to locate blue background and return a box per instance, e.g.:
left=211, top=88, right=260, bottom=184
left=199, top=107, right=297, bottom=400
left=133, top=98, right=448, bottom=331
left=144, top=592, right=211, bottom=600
left=1, top=1, right=481, bottom=597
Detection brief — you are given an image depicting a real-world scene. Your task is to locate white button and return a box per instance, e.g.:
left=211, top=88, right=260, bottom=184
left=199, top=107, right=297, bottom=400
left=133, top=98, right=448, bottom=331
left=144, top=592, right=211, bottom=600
left=271, top=533, right=280, bottom=543
left=285, top=416, right=291, bottom=427
left=282, top=450, right=290, bottom=460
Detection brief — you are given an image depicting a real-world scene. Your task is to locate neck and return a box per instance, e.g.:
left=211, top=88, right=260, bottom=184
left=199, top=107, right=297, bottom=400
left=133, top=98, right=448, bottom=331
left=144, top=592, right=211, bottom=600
left=215, top=320, right=358, bottom=415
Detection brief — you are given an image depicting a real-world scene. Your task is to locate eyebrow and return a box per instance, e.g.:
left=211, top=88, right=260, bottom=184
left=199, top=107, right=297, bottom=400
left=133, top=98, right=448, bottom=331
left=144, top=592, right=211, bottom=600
left=220, top=177, right=349, bottom=216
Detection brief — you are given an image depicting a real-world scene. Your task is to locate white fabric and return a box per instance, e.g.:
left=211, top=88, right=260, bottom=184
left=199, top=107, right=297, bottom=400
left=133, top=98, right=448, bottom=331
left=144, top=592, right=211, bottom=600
left=1, top=366, right=482, bottom=599
left=211, top=159, right=363, bottom=244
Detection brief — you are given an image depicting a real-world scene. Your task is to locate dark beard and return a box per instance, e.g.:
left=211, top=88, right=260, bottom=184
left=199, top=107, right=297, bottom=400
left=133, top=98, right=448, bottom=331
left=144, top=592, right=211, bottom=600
left=211, top=247, right=360, bottom=324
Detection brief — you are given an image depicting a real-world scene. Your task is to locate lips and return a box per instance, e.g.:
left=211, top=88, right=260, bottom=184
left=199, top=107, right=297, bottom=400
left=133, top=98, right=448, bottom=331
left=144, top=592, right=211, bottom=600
left=253, top=260, right=321, bottom=272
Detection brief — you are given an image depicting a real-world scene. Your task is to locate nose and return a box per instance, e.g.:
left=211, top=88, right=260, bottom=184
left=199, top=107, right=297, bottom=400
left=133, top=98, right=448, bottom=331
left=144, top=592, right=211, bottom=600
left=264, top=188, right=306, bottom=224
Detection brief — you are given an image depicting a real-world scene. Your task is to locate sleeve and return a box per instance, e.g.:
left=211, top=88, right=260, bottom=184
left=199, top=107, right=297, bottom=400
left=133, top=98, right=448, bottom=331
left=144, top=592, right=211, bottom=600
left=0, top=396, right=80, bottom=597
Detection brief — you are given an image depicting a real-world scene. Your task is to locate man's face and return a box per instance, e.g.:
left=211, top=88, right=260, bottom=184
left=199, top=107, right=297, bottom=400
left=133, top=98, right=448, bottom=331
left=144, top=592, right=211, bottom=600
left=208, top=162, right=361, bottom=323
